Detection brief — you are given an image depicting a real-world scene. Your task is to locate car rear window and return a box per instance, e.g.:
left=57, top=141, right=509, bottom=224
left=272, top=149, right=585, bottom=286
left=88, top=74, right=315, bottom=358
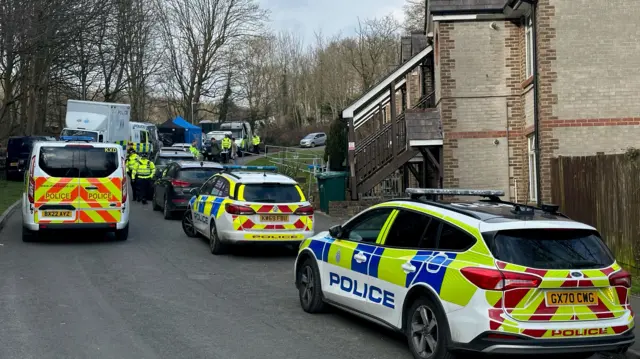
left=489, top=229, right=614, bottom=270
left=38, top=146, right=119, bottom=178
left=157, top=156, right=192, bottom=165
left=178, top=168, right=221, bottom=181
left=241, top=183, right=302, bottom=203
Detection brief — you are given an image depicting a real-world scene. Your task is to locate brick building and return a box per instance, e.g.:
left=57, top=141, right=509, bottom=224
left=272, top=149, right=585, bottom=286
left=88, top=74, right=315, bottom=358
left=340, top=0, right=640, bottom=205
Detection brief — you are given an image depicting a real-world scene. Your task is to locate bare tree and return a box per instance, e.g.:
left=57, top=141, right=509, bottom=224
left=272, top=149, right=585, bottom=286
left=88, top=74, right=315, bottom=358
left=156, top=0, right=267, bottom=123
left=403, top=0, right=426, bottom=33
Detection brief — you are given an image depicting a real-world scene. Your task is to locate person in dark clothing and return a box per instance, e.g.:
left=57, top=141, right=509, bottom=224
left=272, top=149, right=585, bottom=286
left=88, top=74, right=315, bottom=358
left=210, top=138, right=222, bottom=163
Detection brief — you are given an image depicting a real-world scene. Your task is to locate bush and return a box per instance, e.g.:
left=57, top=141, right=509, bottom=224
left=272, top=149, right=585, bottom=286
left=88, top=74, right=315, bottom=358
left=324, top=118, right=347, bottom=171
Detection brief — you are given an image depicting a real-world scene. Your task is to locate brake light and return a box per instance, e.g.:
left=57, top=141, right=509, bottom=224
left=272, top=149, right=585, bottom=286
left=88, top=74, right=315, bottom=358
left=461, top=267, right=541, bottom=291
left=225, top=203, right=255, bottom=215
left=122, top=158, right=127, bottom=203
left=609, top=270, right=631, bottom=288
left=171, top=179, right=191, bottom=187
left=294, top=205, right=314, bottom=215
left=28, top=177, right=35, bottom=203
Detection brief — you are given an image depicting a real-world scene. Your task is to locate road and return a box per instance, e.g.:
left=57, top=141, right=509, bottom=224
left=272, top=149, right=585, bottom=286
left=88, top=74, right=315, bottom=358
left=0, top=203, right=635, bottom=359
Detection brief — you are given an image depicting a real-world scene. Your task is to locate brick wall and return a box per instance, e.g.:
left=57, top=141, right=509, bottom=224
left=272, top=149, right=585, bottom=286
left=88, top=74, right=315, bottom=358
left=536, top=0, right=640, bottom=202
left=437, top=20, right=517, bottom=198
left=328, top=199, right=383, bottom=220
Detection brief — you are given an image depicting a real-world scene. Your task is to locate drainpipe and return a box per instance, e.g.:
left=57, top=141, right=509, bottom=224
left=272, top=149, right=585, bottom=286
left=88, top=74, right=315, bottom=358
left=531, top=1, right=542, bottom=206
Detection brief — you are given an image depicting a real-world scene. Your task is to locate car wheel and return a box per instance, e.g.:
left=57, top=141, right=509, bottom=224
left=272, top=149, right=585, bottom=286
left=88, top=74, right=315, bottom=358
left=310, top=142, right=315, bottom=147
left=297, top=258, right=325, bottom=313
left=209, top=221, right=226, bottom=255
left=152, top=191, right=161, bottom=211
left=115, top=224, right=129, bottom=241
left=405, top=297, right=455, bottom=359
left=182, top=210, right=198, bottom=238
left=22, top=226, right=37, bottom=242
left=163, top=197, right=172, bottom=220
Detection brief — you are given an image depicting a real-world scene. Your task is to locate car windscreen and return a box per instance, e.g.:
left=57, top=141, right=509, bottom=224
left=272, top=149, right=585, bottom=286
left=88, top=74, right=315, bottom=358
left=489, top=229, right=614, bottom=270
left=303, top=134, right=315, bottom=139
left=38, top=146, right=118, bottom=178
left=228, top=129, right=243, bottom=139
left=177, top=168, right=221, bottom=182
left=60, top=129, right=99, bottom=141
left=241, top=183, right=302, bottom=203
left=156, top=156, right=193, bottom=165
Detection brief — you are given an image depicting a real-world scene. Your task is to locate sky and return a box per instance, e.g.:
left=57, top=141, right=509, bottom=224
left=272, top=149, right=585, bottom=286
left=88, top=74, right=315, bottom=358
left=259, top=0, right=406, bottom=45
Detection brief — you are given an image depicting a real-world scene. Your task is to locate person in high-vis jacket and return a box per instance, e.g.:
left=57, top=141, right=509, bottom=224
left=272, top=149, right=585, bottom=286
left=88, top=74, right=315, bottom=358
left=132, top=152, right=155, bottom=205
left=189, top=140, right=201, bottom=160
left=221, top=135, right=232, bottom=163
left=126, top=147, right=139, bottom=200
left=252, top=134, right=260, bottom=154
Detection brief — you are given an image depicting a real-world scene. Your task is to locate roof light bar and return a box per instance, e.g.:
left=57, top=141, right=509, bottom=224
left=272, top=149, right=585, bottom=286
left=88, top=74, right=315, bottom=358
left=60, top=135, right=95, bottom=142
left=222, top=165, right=278, bottom=172
left=406, top=188, right=505, bottom=199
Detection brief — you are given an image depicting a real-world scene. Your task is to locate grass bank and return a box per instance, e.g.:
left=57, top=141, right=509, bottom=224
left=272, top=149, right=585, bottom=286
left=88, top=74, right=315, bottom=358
left=0, top=179, right=23, bottom=214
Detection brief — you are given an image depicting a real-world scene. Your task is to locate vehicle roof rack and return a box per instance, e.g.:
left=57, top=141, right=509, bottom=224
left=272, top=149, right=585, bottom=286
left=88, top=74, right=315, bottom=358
left=405, top=188, right=505, bottom=201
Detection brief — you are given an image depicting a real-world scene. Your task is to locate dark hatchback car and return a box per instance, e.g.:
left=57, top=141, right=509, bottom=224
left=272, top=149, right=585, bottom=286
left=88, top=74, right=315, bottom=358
left=5, top=136, right=56, bottom=181
left=153, top=150, right=195, bottom=178
left=152, top=161, right=223, bottom=219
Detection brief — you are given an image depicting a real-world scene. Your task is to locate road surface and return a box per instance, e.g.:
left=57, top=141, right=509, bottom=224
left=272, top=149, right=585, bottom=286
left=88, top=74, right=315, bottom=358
left=0, top=203, right=635, bottom=359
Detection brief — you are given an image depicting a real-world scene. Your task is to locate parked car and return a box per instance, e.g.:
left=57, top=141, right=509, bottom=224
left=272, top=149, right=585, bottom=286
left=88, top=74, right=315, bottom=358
left=153, top=161, right=223, bottom=219
left=153, top=150, right=197, bottom=179
left=299, top=132, right=326, bottom=148
left=5, top=136, right=56, bottom=181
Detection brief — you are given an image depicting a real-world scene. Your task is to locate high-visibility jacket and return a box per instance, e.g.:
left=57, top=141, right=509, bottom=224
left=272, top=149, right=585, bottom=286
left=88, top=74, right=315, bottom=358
left=132, top=159, right=155, bottom=179
left=252, top=136, right=260, bottom=145
left=221, top=137, right=232, bottom=149
left=189, top=145, right=200, bottom=158
left=240, top=138, right=246, bottom=149
left=126, top=153, right=139, bottom=172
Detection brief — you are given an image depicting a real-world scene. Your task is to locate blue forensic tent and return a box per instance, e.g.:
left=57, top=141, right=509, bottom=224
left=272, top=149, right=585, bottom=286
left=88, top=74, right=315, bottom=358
left=158, top=116, right=203, bottom=148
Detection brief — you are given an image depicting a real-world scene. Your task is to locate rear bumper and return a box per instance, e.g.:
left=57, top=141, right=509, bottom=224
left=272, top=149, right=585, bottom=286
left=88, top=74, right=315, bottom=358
left=452, top=331, right=634, bottom=354
left=220, top=229, right=315, bottom=243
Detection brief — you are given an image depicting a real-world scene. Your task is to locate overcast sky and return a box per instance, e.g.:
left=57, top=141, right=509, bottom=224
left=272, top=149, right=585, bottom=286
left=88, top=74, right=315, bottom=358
left=259, top=0, right=406, bottom=45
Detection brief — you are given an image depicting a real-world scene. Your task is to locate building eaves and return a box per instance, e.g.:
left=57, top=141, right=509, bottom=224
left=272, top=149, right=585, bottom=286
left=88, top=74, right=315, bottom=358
left=430, top=0, right=510, bottom=15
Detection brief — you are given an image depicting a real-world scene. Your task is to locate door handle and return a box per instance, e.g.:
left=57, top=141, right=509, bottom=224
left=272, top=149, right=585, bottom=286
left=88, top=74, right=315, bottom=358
left=85, top=186, right=98, bottom=190
left=402, top=262, right=416, bottom=273
left=353, top=252, right=367, bottom=263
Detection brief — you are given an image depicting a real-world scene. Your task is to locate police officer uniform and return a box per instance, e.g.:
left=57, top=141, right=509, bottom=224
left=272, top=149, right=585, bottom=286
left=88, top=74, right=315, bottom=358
left=221, top=136, right=232, bottom=163
left=252, top=135, right=260, bottom=154
left=132, top=152, right=155, bottom=204
left=126, top=148, right=139, bottom=200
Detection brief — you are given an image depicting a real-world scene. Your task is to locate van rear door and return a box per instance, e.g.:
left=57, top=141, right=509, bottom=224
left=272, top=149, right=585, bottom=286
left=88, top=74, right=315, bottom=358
left=76, top=146, right=122, bottom=225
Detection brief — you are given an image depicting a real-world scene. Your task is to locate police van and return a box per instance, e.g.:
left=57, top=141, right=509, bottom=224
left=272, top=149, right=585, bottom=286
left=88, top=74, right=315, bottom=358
left=294, top=188, right=634, bottom=359
left=21, top=136, right=130, bottom=241
left=182, top=165, right=314, bottom=254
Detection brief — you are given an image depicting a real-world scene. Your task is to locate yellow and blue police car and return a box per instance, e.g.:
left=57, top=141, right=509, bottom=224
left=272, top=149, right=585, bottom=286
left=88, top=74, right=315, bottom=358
left=182, top=166, right=315, bottom=254
left=294, top=188, right=634, bottom=359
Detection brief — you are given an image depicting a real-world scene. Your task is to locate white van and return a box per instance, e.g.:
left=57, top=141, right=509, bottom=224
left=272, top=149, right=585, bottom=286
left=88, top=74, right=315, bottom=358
left=21, top=138, right=130, bottom=242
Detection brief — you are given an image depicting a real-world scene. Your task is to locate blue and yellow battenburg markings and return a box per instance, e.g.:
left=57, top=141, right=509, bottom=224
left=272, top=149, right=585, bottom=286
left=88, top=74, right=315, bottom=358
left=193, top=195, right=226, bottom=218
left=117, top=140, right=152, bottom=153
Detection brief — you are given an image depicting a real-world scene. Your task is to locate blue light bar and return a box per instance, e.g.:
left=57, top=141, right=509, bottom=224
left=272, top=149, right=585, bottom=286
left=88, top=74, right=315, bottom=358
left=223, top=165, right=278, bottom=172
left=60, top=136, right=95, bottom=142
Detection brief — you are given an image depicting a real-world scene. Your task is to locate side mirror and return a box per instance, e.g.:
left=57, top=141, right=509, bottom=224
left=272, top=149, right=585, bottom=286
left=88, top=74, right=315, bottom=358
left=190, top=188, right=199, bottom=196
left=329, top=225, right=343, bottom=239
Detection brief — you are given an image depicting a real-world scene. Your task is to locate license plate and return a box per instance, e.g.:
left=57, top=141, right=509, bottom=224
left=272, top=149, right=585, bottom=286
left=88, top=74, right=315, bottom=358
left=42, top=210, right=72, bottom=217
left=260, top=214, right=289, bottom=222
left=10, top=162, right=18, bottom=167
left=546, top=290, right=598, bottom=306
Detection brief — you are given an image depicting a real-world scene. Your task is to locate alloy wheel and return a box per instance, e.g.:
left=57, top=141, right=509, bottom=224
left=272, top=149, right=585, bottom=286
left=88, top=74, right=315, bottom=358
left=410, top=305, right=439, bottom=358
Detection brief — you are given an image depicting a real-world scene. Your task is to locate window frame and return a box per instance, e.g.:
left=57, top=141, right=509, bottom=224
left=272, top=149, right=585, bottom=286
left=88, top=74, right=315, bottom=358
left=525, top=15, right=534, bottom=79
left=200, top=176, right=217, bottom=195
left=436, top=221, right=477, bottom=252
left=528, top=135, right=537, bottom=202
left=382, top=208, right=436, bottom=249
left=211, top=177, right=230, bottom=197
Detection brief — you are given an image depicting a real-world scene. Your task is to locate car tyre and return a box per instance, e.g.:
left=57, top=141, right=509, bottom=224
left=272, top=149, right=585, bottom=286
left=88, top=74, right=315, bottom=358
left=182, top=210, right=198, bottom=238
left=22, top=226, right=37, bottom=242
left=405, top=297, right=456, bottom=359
left=163, top=197, right=172, bottom=220
left=209, top=221, right=226, bottom=255
left=297, top=258, right=325, bottom=313
left=152, top=191, right=161, bottom=211
left=310, top=142, right=315, bottom=147
left=115, top=224, right=129, bottom=241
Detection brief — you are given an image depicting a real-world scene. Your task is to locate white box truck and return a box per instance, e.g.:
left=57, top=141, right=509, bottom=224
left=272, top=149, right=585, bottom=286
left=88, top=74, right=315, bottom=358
left=61, top=100, right=130, bottom=144
left=219, top=121, right=253, bottom=153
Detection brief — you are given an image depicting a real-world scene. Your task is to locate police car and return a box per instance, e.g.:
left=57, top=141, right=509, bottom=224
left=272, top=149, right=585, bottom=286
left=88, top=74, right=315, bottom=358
left=21, top=136, right=130, bottom=241
left=294, top=188, right=634, bottom=359
left=182, top=166, right=315, bottom=254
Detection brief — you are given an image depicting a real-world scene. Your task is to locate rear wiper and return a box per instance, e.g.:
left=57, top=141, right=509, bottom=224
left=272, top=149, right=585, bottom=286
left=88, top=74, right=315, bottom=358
left=569, top=260, right=601, bottom=268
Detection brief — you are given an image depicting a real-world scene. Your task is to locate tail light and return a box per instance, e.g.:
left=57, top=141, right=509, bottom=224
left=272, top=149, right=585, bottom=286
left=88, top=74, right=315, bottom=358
left=609, top=270, right=632, bottom=288
left=294, top=205, right=314, bottom=215
left=461, top=267, right=541, bottom=291
left=225, top=203, right=255, bottom=215
left=171, top=179, right=191, bottom=187
left=122, top=158, right=128, bottom=203
left=27, top=155, right=36, bottom=204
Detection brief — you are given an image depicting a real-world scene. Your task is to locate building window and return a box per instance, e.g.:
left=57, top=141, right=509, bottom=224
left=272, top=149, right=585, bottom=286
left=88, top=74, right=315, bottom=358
left=528, top=135, right=537, bottom=202
left=525, top=16, right=534, bottom=79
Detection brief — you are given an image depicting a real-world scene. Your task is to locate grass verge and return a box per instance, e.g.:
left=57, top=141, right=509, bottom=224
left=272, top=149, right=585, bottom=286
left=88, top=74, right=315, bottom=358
left=0, top=179, right=23, bottom=214
left=246, top=153, right=321, bottom=201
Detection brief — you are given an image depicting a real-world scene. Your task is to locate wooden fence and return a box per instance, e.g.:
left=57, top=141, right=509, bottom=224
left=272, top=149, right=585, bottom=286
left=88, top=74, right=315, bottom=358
left=551, top=154, right=640, bottom=272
